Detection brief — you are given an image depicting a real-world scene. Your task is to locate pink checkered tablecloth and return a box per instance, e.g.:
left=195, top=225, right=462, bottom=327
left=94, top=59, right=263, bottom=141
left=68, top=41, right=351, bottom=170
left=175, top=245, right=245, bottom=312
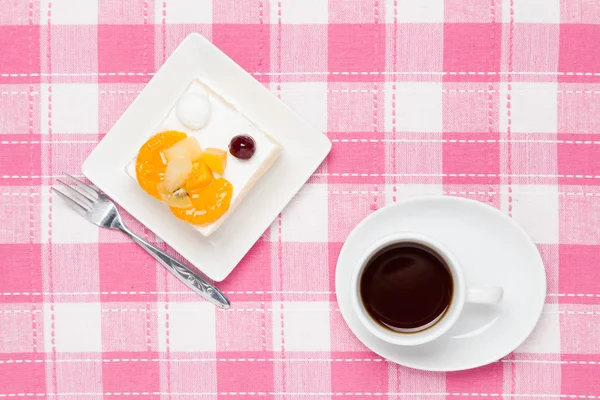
left=2, top=0, right=600, bottom=398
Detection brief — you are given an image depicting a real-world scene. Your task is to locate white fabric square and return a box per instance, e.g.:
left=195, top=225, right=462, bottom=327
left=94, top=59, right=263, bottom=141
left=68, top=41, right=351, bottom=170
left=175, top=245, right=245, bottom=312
left=273, top=0, right=328, bottom=24
left=42, top=84, right=99, bottom=134
left=44, top=0, right=98, bottom=25
left=276, top=82, right=327, bottom=134
left=158, top=302, right=216, bottom=352
left=155, top=0, right=213, bottom=24
left=42, top=188, right=99, bottom=244
left=503, top=0, right=560, bottom=23
left=500, top=82, right=558, bottom=134
left=515, top=304, right=560, bottom=354
left=273, top=184, right=328, bottom=242
left=44, top=303, right=102, bottom=352
left=505, top=185, right=559, bottom=244
left=272, top=302, right=331, bottom=351
left=385, top=82, right=443, bottom=133
left=387, top=0, right=445, bottom=23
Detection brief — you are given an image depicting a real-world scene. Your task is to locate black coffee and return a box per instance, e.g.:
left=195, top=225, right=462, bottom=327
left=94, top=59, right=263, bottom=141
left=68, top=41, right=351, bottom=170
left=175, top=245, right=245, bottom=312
left=359, top=243, right=453, bottom=331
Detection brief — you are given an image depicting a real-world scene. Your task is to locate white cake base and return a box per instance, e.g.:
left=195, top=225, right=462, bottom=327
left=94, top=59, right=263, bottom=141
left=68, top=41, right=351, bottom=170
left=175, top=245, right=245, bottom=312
left=127, top=79, right=281, bottom=236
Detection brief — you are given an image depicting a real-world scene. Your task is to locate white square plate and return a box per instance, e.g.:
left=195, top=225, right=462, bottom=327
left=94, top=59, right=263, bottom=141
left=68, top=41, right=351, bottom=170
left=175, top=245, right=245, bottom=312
left=82, top=33, right=331, bottom=281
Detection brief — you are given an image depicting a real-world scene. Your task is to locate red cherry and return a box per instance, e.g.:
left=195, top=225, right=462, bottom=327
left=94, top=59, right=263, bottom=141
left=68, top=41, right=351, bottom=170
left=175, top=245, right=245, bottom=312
left=229, top=135, right=256, bottom=160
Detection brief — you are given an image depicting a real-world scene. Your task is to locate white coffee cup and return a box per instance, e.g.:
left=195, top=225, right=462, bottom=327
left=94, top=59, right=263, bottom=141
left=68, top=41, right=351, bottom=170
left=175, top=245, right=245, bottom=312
left=350, top=232, right=503, bottom=346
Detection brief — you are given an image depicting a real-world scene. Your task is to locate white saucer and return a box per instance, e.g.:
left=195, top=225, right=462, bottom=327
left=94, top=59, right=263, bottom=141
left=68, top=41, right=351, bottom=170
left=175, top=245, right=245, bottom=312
left=335, top=196, right=546, bottom=371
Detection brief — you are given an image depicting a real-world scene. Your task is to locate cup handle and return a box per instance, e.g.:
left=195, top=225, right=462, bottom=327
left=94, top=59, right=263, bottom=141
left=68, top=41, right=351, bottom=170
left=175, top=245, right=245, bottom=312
left=466, top=286, right=504, bottom=305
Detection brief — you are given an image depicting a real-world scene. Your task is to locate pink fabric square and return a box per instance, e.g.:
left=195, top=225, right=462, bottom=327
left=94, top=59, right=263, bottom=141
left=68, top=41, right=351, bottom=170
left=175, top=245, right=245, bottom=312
left=328, top=24, right=386, bottom=81
left=512, top=24, right=559, bottom=75
left=330, top=351, right=388, bottom=393
left=98, top=0, right=153, bottom=24
left=386, top=132, right=443, bottom=185
left=0, top=186, right=41, bottom=244
left=396, top=366, right=446, bottom=399
left=561, top=0, right=600, bottom=24
left=444, top=0, right=500, bottom=23
left=0, top=353, right=46, bottom=396
left=443, top=82, right=500, bottom=133
left=278, top=355, right=331, bottom=399
left=446, top=363, right=504, bottom=398
left=99, top=242, right=158, bottom=302
left=0, top=26, right=40, bottom=84
left=97, top=83, right=144, bottom=133
left=278, top=243, right=329, bottom=293
left=216, top=302, right=272, bottom=351
left=50, top=26, right=98, bottom=83
left=213, top=0, right=271, bottom=24
left=443, top=23, right=501, bottom=82
left=559, top=24, right=600, bottom=82
left=276, top=25, right=328, bottom=76
left=0, top=2, right=39, bottom=25
left=212, top=24, right=271, bottom=83
left=327, top=82, right=385, bottom=132
left=0, top=138, right=41, bottom=186
left=162, top=354, right=217, bottom=397
left=329, top=1, right=384, bottom=23
left=557, top=135, right=600, bottom=185
left=98, top=25, right=155, bottom=83
left=559, top=245, right=600, bottom=295
left=508, top=353, right=562, bottom=396
left=0, top=244, right=41, bottom=301
left=561, top=354, right=600, bottom=396
left=101, top=303, right=159, bottom=352
left=559, top=305, right=600, bottom=354
left=558, top=85, right=600, bottom=134
left=0, top=304, right=43, bottom=353
left=327, top=134, right=386, bottom=185
left=49, top=140, right=97, bottom=177
left=386, top=24, right=444, bottom=75
left=217, top=352, right=274, bottom=395
left=0, top=86, right=40, bottom=134
left=559, top=186, right=600, bottom=245
left=508, top=133, right=557, bottom=185
left=329, top=305, right=369, bottom=351
left=49, top=244, right=98, bottom=301
left=328, top=184, right=384, bottom=243
left=54, top=355, right=103, bottom=396
left=442, top=132, right=500, bottom=184
left=102, top=352, right=160, bottom=398
left=218, top=239, right=271, bottom=303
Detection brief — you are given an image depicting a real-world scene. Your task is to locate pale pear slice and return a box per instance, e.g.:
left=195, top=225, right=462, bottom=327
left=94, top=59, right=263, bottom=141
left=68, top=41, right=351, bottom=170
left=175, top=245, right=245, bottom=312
left=163, top=157, right=193, bottom=192
left=164, top=136, right=203, bottom=162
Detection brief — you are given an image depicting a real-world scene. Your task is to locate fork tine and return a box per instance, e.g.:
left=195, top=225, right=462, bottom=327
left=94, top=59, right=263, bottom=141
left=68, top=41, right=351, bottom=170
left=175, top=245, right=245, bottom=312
left=56, top=182, right=94, bottom=210
left=64, top=173, right=99, bottom=200
left=57, top=179, right=96, bottom=203
left=52, top=187, right=89, bottom=217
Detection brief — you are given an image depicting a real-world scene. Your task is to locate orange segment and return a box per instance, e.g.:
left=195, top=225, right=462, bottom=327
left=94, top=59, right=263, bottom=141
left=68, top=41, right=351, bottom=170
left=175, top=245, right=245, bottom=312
left=186, top=161, right=214, bottom=192
left=170, top=178, right=233, bottom=225
left=201, top=148, right=228, bottom=175
left=136, top=130, right=187, bottom=199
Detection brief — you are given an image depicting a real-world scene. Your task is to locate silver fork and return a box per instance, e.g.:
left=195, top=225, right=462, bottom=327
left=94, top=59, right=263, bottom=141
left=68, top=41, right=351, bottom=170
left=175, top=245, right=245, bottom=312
left=53, top=174, right=230, bottom=309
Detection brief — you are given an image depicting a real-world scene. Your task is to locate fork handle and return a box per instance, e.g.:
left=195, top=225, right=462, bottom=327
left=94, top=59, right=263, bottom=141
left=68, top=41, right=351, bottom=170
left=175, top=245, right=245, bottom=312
left=117, top=224, right=230, bottom=309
